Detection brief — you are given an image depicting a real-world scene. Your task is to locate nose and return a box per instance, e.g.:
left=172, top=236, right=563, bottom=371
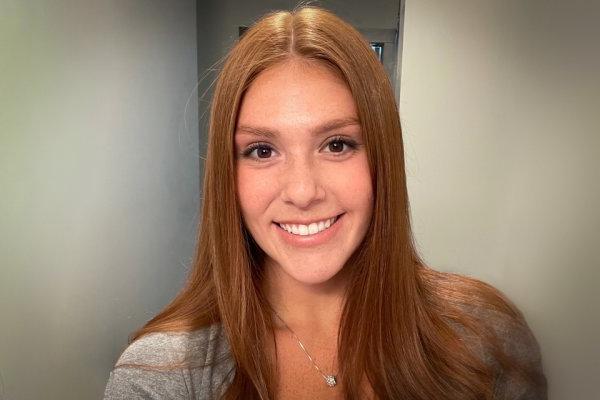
left=280, top=157, right=326, bottom=209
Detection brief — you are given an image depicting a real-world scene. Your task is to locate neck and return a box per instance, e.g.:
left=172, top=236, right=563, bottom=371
left=262, top=259, right=350, bottom=339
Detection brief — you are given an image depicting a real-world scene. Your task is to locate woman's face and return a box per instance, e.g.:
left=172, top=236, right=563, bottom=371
left=235, top=59, right=373, bottom=285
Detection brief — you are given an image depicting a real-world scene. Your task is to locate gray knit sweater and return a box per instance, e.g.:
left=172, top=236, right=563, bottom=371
left=103, top=307, right=547, bottom=399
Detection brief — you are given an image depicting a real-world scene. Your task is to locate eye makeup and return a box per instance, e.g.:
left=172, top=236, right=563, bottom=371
left=239, top=135, right=361, bottom=161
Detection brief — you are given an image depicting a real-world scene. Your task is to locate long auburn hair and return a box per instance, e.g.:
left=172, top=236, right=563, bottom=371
left=130, top=6, right=539, bottom=399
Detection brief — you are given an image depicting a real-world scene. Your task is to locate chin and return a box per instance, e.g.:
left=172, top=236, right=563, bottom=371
left=281, top=262, right=346, bottom=286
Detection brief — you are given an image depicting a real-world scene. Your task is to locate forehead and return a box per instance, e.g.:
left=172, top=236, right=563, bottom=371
left=235, top=59, right=359, bottom=135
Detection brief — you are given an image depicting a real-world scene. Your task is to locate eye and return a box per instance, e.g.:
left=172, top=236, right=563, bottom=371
left=323, top=136, right=359, bottom=155
left=241, top=142, right=275, bottom=160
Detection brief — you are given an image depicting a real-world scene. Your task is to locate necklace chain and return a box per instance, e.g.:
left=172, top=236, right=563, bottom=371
left=272, top=310, right=338, bottom=387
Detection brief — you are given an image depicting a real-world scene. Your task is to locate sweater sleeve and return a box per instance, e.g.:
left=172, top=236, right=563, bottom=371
left=490, top=312, right=548, bottom=400
left=103, top=332, right=193, bottom=400
left=103, top=367, right=190, bottom=400
left=103, top=327, right=235, bottom=400
left=464, top=305, right=548, bottom=400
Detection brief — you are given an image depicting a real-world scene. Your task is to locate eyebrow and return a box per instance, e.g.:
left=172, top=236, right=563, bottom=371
left=235, top=117, right=360, bottom=139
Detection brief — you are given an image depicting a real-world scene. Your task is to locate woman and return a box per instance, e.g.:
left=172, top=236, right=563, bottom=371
left=104, top=6, right=546, bottom=400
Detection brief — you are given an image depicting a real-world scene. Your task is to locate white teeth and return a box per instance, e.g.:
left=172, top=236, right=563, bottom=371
left=278, top=216, right=338, bottom=236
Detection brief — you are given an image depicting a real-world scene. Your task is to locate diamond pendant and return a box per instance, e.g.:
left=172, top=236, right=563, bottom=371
left=324, top=375, right=337, bottom=387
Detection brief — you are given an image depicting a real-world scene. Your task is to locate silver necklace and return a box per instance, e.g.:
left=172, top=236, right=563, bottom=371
left=272, top=310, right=338, bottom=387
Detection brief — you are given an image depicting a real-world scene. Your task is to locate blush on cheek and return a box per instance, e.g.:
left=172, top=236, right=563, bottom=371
left=236, top=166, right=279, bottom=221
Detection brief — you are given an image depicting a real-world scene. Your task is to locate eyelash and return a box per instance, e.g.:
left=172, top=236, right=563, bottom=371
left=241, top=136, right=359, bottom=160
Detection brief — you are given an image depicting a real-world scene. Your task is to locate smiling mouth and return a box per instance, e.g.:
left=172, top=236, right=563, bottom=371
left=274, top=213, right=344, bottom=236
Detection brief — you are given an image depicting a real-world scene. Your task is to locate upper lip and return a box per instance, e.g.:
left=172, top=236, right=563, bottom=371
left=274, top=213, right=343, bottom=225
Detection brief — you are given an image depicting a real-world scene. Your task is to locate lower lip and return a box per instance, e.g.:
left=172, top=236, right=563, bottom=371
left=273, top=214, right=345, bottom=248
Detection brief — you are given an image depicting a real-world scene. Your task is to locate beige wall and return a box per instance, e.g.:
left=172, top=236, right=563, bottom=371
left=0, top=1, right=198, bottom=398
left=400, top=1, right=599, bottom=398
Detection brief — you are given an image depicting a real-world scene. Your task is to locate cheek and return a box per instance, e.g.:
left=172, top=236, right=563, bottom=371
left=236, top=166, right=276, bottom=220
left=324, top=156, right=373, bottom=211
